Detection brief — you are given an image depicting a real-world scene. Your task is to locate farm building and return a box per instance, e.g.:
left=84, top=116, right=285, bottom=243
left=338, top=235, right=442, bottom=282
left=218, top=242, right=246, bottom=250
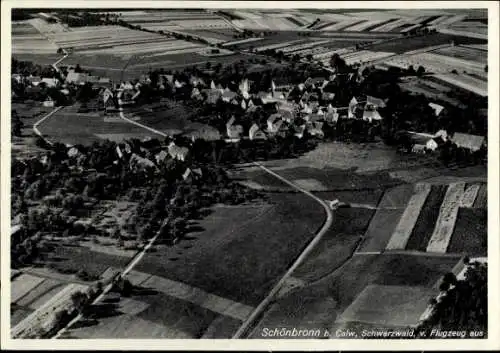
left=429, top=102, right=445, bottom=116
left=249, top=123, right=267, bottom=140
left=155, top=150, right=169, bottom=164
left=365, top=95, right=387, bottom=109
left=409, top=132, right=445, bottom=152
left=167, top=142, right=189, bottom=161
left=66, top=72, right=88, bottom=85
left=294, top=125, right=306, bottom=139
left=226, top=116, right=243, bottom=141
left=40, top=77, right=59, bottom=88
left=42, top=96, right=55, bottom=108
left=202, top=88, right=222, bottom=104
left=451, top=133, right=486, bottom=152
left=26, top=76, right=41, bottom=86
left=362, top=109, right=383, bottom=122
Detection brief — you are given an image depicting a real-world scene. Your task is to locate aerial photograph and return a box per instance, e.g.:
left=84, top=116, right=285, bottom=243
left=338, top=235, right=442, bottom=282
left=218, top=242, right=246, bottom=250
left=7, top=5, right=490, bottom=341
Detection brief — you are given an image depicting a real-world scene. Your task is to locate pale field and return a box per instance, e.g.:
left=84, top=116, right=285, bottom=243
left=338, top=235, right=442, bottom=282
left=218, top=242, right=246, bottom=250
left=11, top=274, right=46, bottom=303
left=433, top=73, right=487, bottom=97
left=385, top=183, right=431, bottom=250
left=11, top=283, right=89, bottom=338
left=292, top=178, right=328, bottom=191
left=460, top=184, right=481, bottom=208
left=426, top=183, right=466, bottom=253
left=259, top=142, right=398, bottom=173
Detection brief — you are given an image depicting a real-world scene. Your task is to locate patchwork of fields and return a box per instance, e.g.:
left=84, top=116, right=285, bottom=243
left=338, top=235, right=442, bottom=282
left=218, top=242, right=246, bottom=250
left=361, top=182, right=487, bottom=256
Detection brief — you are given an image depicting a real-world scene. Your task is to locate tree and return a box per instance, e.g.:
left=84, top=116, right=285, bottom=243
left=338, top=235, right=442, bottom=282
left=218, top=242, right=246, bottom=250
left=70, top=291, right=88, bottom=312
left=416, top=65, right=426, bottom=76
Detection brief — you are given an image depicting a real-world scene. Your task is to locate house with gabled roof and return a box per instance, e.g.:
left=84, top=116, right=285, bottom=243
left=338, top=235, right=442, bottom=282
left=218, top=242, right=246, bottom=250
left=362, top=109, right=383, bottom=122
left=429, top=102, right=445, bottom=117
left=167, top=142, right=189, bottom=161
left=202, top=88, right=222, bottom=104
left=221, top=90, right=237, bottom=103
left=365, top=95, right=387, bottom=109
left=451, top=133, right=485, bottom=152
left=41, top=77, right=59, bottom=88
left=66, top=72, right=88, bottom=85
left=249, top=123, right=267, bottom=140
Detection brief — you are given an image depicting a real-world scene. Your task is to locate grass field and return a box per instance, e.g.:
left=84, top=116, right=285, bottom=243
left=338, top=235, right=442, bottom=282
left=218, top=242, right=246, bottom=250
left=133, top=193, right=325, bottom=307
left=292, top=207, right=375, bottom=282
left=249, top=253, right=461, bottom=337
left=334, top=284, right=436, bottom=328
left=236, top=165, right=400, bottom=192
left=405, top=184, right=448, bottom=252
left=37, top=105, right=159, bottom=145
left=42, top=244, right=131, bottom=279
left=447, top=208, right=487, bottom=256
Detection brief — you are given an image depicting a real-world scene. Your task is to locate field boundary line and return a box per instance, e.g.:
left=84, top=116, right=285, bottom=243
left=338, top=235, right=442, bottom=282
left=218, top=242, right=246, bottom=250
left=32, top=106, right=64, bottom=145
left=119, top=109, right=168, bottom=137
left=232, top=162, right=333, bottom=338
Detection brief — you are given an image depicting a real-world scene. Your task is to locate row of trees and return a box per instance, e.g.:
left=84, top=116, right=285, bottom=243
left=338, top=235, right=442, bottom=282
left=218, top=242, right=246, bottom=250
left=417, top=259, right=487, bottom=334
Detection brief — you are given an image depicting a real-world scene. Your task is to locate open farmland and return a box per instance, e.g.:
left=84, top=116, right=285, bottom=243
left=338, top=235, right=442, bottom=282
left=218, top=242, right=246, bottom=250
left=368, top=33, right=486, bottom=54
left=11, top=21, right=59, bottom=54
left=11, top=274, right=70, bottom=326
left=426, top=183, right=466, bottom=253
left=405, top=185, right=449, bottom=252
left=334, top=284, right=436, bottom=329
left=36, top=105, right=157, bottom=145
left=133, top=193, right=325, bottom=306
left=433, top=45, right=487, bottom=64
left=447, top=208, right=487, bottom=256
left=357, top=184, right=415, bottom=253
left=249, top=253, right=462, bottom=337
left=47, top=25, right=207, bottom=53
left=291, top=207, right=375, bottom=282
left=385, top=183, right=431, bottom=250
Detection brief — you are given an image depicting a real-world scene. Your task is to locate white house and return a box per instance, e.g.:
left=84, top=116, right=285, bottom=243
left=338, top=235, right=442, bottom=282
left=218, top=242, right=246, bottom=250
left=249, top=123, right=267, bottom=140
left=42, top=96, right=55, bottom=107
left=451, top=133, right=485, bottom=152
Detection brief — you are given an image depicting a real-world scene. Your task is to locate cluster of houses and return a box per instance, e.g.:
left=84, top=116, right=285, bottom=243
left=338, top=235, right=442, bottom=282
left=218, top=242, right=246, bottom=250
left=406, top=102, right=486, bottom=155
left=12, top=64, right=112, bottom=108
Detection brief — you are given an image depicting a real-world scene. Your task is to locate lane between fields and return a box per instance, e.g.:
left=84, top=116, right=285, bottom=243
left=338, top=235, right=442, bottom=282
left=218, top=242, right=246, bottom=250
left=32, top=106, right=64, bottom=145
left=52, top=219, right=166, bottom=339
left=232, top=162, right=334, bottom=338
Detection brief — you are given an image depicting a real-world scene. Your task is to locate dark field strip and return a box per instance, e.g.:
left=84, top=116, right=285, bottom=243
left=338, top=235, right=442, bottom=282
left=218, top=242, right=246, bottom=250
left=336, top=20, right=366, bottom=31
left=405, top=184, right=448, bottom=251
left=447, top=208, right=487, bottom=256
left=287, top=16, right=305, bottom=27
left=420, top=15, right=441, bottom=26
left=314, top=21, right=337, bottom=30
left=44, top=245, right=132, bottom=278
left=389, top=23, right=415, bottom=33
left=473, top=183, right=487, bottom=208
left=362, top=18, right=398, bottom=32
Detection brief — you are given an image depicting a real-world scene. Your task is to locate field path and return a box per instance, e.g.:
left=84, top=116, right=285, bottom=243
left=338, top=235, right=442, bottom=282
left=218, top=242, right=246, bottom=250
left=32, top=106, right=64, bottom=145
left=232, top=162, right=334, bottom=338
left=52, top=217, right=167, bottom=339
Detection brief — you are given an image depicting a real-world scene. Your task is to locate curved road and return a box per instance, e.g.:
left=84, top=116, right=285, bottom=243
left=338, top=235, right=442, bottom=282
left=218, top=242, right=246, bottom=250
left=232, top=162, right=333, bottom=338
